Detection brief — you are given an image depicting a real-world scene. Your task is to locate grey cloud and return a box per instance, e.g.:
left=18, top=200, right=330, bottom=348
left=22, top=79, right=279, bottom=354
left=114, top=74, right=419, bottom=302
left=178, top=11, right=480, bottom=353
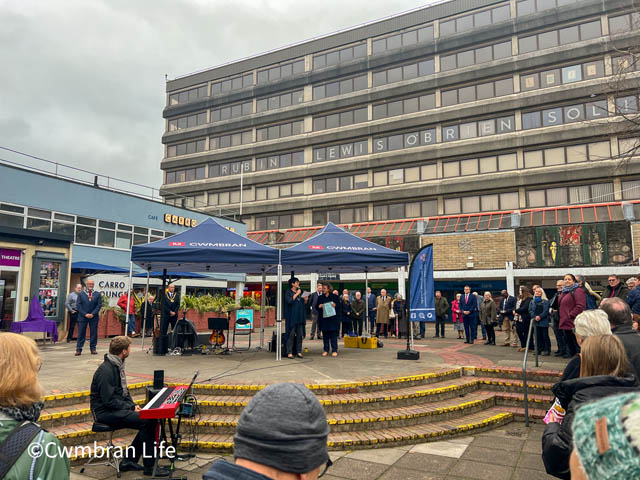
left=0, top=0, right=433, bottom=194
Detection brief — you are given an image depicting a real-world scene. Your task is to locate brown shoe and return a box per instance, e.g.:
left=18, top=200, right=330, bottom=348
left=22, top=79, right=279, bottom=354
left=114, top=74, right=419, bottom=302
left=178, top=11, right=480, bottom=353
left=75, top=351, right=81, bottom=356
left=91, top=350, right=98, bottom=355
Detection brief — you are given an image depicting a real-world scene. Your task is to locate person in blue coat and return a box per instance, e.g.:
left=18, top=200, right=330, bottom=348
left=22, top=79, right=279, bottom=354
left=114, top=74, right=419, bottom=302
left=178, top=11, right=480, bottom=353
left=315, top=283, right=340, bottom=357
left=529, top=286, right=551, bottom=355
left=76, top=279, right=102, bottom=356
left=284, top=277, right=307, bottom=359
left=459, top=285, right=479, bottom=344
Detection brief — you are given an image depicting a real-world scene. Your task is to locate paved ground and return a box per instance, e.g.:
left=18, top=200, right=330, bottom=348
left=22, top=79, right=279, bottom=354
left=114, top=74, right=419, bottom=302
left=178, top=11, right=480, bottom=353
left=40, top=324, right=568, bottom=393
left=70, top=422, right=554, bottom=480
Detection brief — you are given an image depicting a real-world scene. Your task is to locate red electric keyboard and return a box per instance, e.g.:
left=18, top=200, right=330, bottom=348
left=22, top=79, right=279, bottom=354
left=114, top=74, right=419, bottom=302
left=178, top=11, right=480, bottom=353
left=139, top=371, right=198, bottom=420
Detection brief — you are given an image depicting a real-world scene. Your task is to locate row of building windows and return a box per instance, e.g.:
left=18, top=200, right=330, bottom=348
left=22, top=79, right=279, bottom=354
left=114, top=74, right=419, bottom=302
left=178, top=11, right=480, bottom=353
left=439, top=3, right=511, bottom=37
left=312, top=75, right=368, bottom=100
left=257, top=59, right=305, bottom=84
left=608, top=12, right=640, bottom=35
left=372, top=94, right=435, bottom=120
left=257, top=89, right=304, bottom=113
left=169, top=55, right=607, bottom=134
left=440, top=40, right=511, bottom=71
left=312, top=174, right=369, bottom=194
left=164, top=137, right=636, bottom=186
left=519, top=20, right=601, bottom=54
left=168, top=2, right=615, bottom=107
left=0, top=203, right=174, bottom=249
left=372, top=58, right=435, bottom=87
left=165, top=95, right=625, bottom=162
left=256, top=182, right=304, bottom=200
left=372, top=25, right=434, bottom=55
left=521, top=59, right=604, bottom=92
left=517, top=0, right=580, bottom=17
left=256, top=120, right=304, bottom=142
left=441, top=77, right=513, bottom=107
left=312, top=107, right=368, bottom=131
left=313, top=43, right=367, bottom=70
left=250, top=179, right=624, bottom=230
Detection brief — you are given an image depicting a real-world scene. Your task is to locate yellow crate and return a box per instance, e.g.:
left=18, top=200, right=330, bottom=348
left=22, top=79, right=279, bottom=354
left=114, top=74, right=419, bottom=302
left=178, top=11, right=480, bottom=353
left=343, top=336, right=359, bottom=348
left=358, top=336, right=378, bottom=349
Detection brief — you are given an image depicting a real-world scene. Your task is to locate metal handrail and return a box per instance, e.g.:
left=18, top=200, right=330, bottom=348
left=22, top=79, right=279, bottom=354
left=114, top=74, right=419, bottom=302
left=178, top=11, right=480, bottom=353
left=522, top=319, right=539, bottom=427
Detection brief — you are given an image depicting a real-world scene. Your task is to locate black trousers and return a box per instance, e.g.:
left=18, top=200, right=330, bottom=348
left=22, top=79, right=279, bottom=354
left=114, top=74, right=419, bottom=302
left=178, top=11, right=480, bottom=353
left=485, top=323, right=495, bottom=343
left=66, top=312, right=78, bottom=341
left=96, top=409, right=157, bottom=468
left=160, top=314, right=177, bottom=336
left=552, top=318, right=565, bottom=353
left=536, top=326, right=551, bottom=353
left=515, top=320, right=531, bottom=348
left=375, top=323, right=387, bottom=337
left=353, top=317, right=363, bottom=336
left=435, top=315, right=446, bottom=337
left=562, top=329, right=578, bottom=356
left=286, top=323, right=304, bottom=355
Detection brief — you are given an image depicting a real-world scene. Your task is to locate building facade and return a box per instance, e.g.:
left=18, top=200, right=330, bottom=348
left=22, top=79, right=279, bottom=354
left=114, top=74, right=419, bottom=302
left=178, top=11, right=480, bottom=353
left=0, top=163, right=244, bottom=330
left=161, top=0, right=640, bottom=295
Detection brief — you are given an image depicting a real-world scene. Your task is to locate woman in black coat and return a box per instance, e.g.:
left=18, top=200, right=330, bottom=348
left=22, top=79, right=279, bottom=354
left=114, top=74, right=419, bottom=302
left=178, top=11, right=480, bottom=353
left=338, top=294, right=352, bottom=337
left=542, top=334, right=638, bottom=479
left=514, top=286, right=533, bottom=352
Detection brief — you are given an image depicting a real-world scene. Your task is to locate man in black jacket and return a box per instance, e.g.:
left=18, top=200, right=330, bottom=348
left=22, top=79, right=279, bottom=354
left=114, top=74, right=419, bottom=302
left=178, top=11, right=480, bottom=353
left=90, top=336, right=170, bottom=477
left=600, top=297, right=640, bottom=383
left=601, top=274, right=629, bottom=302
left=161, top=283, right=180, bottom=336
left=549, top=280, right=565, bottom=355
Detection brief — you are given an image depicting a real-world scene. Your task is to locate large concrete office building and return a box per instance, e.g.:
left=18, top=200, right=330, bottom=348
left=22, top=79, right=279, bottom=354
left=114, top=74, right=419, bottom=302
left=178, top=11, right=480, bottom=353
left=161, top=0, right=640, bottom=294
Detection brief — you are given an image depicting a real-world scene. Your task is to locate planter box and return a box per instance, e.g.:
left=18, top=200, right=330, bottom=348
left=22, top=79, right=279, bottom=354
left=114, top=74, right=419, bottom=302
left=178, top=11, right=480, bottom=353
left=98, top=310, right=123, bottom=338
left=253, top=309, right=276, bottom=328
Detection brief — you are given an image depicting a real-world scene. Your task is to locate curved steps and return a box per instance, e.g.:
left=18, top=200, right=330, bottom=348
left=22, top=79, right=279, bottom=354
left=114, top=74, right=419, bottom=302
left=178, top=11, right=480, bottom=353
left=43, top=366, right=560, bottom=459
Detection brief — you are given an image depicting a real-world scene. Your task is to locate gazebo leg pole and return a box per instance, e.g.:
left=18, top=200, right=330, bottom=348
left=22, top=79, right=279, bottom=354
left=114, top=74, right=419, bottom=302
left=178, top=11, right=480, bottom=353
left=276, top=264, right=282, bottom=361
left=364, top=270, right=369, bottom=336
left=126, top=261, right=133, bottom=338
left=260, top=271, right=266, bottom=350
left=141, top=268, right=150, bottom=349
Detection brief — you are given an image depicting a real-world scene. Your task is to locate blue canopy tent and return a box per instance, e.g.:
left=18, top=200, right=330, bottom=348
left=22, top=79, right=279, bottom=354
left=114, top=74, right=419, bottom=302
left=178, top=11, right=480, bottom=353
left=71, top=261, right=130, bottom=275
left=280, top=223, right=409, bottom=343
left=129, top=218, right=281, bottom=351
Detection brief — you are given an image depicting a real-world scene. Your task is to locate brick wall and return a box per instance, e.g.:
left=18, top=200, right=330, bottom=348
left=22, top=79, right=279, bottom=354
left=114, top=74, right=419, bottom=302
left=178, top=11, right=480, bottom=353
left=631, top=223, right=640, bottom=263
left=422, top=231, right=516, bottom=271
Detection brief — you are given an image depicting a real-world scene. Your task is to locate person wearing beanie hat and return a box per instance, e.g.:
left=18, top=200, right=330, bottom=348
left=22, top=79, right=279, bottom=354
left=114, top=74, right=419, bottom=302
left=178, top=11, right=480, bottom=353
left=570, top=392, right=640, bottom=479
left=203, top=383, right=331, bottom=480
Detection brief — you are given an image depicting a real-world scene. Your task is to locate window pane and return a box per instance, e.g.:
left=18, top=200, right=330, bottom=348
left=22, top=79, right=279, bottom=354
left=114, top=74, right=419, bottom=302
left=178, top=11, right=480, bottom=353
left=292, top=182, right=304, bottom=195
left=460, top=158, right=478, bottom=175
left=441, top=90, right=457, bottom=107
left=566, top=144, right=587, bottom=163
left=422, top=200, right=438, bottom=216
left=481, top=194, right=499, bottom=211
left=76, top=225, right=96, bottom=245
left=458, top=85, right=476, bottom=103
left=440, top=19, right=456, bottom=36
left=387, top=67, right=402, bottom=83
left=500, top=192, right=520, bottom=210
left=373, top=171, right=388, bottom=186
left=569, top=185, right=590, bottom=204
left=591, top=183, right=614, bottom=202
left=539, top=30, right=559, bottom=49
left=580, top=20, right=601, bottom=40
left=541, top=69, right=560, bottom=87
left=403, top=63, right=418, bottom=79
left=524, top=150, right=544, bottom=168
left=388, top=203, right=404, bottom=219
left=562, top=65, right=582, bottom=83
left=373, top=104, right=387, bottom=120
left=456, top=14, right=473, bottom=32
left=444, top=198, right=461, bottom=214
left=443, top=161, right=459, bottom=177
left=115, top=232, right=131, bottom=249
left=457, top=50, right=474, bottom=68
left=372, top=38, right=386, bottom=54
left=475, top=45, right=492, bottom=64
left=588, top=141, right=610, bottom=161
left=389, top=169, right=404, bottom=185
left=418, top=58, right=435, bottom=75
left=475, top=10, right=491, bottom=27
left=279, top=184, right=291, bottom=197
left=527, top=190, right=546, bottom=207
left=519, top=35, right=537, bottom=54
left=494, top=78, right=513, bottom=96
left=373, top=205, right=388, bottom=220
left=421, top=163, right=437, bottom=180
left=476, top=82, right=493, bottom=100
left=492, top=5, right=510, bottom=22
left=339, top=176, right=353, bottom=191
left=493, top=41, right=512, bottom=59
left=405, top=166, right=420, bottom=182
left=499, top=153, right=517, bottom=171
left=98, top=229, right=115, bottom=247
left=609, top=15, right=631, bottom=34
left=406, top=202, right=421, bottom=218
left=545, top=147, right=565, bottom=165
left=547, top=187, right=567, bottom=206
left=479, top=156, right=497, bottom=173
left=440, top=54, right=456, bottom=71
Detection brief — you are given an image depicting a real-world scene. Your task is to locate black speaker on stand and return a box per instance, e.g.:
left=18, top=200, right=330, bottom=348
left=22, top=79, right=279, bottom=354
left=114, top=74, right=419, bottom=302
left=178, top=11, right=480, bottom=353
left=153, top=334, right=169, bottom=355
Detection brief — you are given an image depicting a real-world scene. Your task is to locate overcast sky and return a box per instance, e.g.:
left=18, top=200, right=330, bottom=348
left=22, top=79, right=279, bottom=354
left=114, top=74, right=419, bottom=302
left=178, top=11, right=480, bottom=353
left=0, top=0, right=436, bottom=196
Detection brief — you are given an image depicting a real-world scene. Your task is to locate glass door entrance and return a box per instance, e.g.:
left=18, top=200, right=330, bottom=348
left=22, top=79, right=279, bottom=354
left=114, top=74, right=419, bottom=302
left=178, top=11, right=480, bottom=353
left=0, top=271, right=19, bottom=330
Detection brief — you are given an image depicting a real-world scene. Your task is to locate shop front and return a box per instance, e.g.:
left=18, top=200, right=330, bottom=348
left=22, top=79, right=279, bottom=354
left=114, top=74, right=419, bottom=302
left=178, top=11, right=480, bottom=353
left=0, top=226, right=73, bottom=331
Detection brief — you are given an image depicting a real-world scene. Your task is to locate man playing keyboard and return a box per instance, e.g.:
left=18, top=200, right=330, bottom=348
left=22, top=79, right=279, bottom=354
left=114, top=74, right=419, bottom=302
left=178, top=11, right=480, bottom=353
left=90, top=336, right=170, bottom=477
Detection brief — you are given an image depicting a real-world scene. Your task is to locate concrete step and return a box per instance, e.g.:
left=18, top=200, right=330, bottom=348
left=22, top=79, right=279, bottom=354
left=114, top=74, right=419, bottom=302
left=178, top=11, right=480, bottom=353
left=465, top=366, right=563, bottom=383
left=69, top=407, right=514, bottom=461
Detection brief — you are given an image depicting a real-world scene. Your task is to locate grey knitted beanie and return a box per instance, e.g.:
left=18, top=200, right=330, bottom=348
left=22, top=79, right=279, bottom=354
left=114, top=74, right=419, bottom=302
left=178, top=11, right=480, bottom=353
left=233, top=383, right=330, bottom=474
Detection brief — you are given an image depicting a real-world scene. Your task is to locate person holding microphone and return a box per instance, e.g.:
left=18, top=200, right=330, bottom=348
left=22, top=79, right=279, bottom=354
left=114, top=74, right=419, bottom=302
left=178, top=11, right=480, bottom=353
left=285, top=277, right=307, bottom=359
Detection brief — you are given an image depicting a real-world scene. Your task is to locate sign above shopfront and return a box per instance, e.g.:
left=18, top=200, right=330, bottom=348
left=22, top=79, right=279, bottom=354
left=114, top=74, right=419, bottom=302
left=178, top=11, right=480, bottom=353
left=0, top=249, right=21, bottom=267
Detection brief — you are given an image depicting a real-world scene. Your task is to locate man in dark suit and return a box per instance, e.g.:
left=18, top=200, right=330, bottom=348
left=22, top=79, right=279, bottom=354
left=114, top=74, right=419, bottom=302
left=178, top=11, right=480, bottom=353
left=76, top=279, right=102, bottom=356
left=459, top=285, right=479, bottom=344
left=366, top=287, right=377, bottom=334
left=143, top=294, right=156, bottom=337
left=161, top=283, right=180, bottom=336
